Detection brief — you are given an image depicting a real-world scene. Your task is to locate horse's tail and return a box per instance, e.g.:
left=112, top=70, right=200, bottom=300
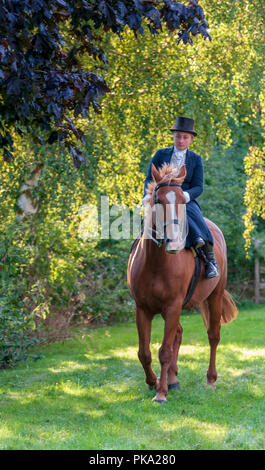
left=199, top=300, right=210, bottom=330
left=199, top=290, right=238, bottom=330
left=221, top=290, right=238, bottom=324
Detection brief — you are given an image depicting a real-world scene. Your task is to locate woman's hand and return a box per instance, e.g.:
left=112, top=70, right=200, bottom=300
left=183, top=191, right=190, bottom=203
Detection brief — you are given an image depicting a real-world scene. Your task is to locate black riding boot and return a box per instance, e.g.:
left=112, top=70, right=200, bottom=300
left=203, top=242, right=219, bottom=279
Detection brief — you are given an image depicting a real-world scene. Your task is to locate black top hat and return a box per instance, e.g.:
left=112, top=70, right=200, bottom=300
left=169, top=117, right=197, bottom=136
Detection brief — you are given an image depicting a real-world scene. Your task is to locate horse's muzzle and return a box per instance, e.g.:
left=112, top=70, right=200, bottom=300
left=165, top=239, right=182, bottom=254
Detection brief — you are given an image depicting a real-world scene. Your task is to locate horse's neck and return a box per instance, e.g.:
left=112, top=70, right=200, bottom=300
left=142, top=238, right=169, bottom=269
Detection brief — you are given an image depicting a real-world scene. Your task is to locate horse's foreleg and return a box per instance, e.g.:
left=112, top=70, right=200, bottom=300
left=167, top=323, right=183, bottom=390
left=206, top=292, right=223, bottom=387
left=153, top=307, right=181, bottom=403
left=136, top=307, right=157, bottom=390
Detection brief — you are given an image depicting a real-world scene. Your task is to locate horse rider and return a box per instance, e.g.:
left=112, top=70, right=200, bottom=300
left=143, top=116, right=219, bottom=279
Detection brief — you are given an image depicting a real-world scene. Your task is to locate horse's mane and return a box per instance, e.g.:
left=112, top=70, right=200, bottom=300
left=146, top=163, right=184, bottom=196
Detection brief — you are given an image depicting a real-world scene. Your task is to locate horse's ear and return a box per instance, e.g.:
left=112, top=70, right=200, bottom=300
left=151, top=163, right=161, bottom=183
left=177, top=165, right=187, bottom=184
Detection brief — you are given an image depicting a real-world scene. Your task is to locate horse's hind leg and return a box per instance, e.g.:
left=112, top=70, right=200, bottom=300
left=206, top=290, right=223, bottom=387
left=167, top=323, right=183, bottom=390
left=136, top=307, right=157, bottom=390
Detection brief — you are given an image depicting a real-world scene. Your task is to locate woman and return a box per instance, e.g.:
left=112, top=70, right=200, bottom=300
left=143, top=116, right=219, bottom=279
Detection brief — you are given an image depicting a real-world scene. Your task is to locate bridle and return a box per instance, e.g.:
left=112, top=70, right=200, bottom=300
left=146, top=181, right=182, bottom=248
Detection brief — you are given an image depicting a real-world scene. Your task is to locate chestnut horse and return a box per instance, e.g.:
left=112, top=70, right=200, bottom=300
left=127, top=163, right=238, bottom=403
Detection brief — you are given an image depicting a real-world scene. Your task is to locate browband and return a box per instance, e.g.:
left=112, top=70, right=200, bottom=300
left=154, top=182, right=181, bottom=191
left=154, top=182, right=181, bottom=204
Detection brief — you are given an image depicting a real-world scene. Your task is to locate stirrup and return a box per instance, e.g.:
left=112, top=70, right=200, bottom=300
left=194, top=237, right=205, bottom=250
left=205, top=262, right=219, bottom=279
left=195, top=247, right=219, bottom=279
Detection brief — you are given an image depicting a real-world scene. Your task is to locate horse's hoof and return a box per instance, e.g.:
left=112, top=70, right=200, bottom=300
left=206, top=380, right=216, bottom=389
left=152, top=393, right=167, bottom=403
left=148, top=384, right=156, bottom=390
left=152, top=397, right=167, bottom=404
left=168, top=382, right=181, bottom=391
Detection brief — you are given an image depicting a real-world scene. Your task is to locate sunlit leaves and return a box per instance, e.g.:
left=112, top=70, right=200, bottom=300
left=243, top=146, right=265, bottom=254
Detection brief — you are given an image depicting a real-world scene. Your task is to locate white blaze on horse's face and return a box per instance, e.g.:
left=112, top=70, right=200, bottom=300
left=166, top=191, right=177, bottom=227
left=165, top=191, right=178, bottom=253
left=164, top=190, right=184, bottom=253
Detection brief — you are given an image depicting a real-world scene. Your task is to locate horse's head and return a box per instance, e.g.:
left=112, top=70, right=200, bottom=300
left=145, top=163, right=188, bottom=254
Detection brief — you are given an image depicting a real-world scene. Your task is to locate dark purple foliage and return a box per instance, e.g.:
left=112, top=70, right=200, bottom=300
left=0, top=0, right=211, bottom=167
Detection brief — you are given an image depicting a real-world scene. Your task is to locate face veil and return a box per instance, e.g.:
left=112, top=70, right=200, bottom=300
left=143, top=200, right=188, bottom=252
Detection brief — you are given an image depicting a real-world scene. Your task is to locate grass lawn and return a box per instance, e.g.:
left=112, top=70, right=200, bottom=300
left=0, top=303, right=264, bottom=450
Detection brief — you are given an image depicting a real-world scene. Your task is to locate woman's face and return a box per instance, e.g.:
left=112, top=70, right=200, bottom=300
left=173, top=131, right=194, bottom=151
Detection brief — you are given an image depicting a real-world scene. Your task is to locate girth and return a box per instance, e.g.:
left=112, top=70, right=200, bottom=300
left=182, top=247, right=201, bottom=307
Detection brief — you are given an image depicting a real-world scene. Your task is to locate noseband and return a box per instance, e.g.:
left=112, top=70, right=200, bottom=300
left=150, top=182, right=182, bottom=248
